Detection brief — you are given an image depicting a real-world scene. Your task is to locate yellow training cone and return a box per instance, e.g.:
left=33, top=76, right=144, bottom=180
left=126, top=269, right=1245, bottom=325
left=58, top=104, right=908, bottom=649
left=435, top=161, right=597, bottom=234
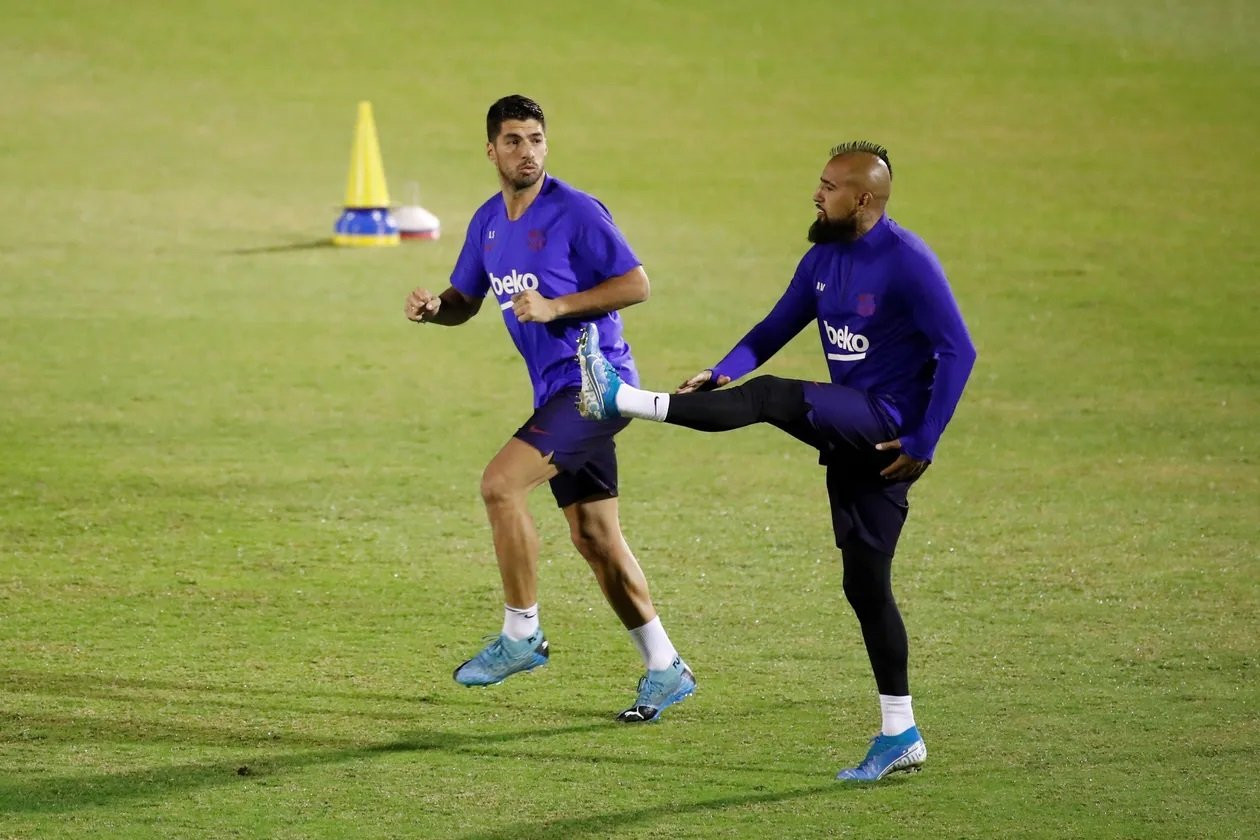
left=333, top=101, right=399, bottom=246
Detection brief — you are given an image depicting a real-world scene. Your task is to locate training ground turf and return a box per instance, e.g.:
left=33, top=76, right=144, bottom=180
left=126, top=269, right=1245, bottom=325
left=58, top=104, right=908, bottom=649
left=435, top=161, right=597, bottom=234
left=2, top=2, right=1257, bottom=837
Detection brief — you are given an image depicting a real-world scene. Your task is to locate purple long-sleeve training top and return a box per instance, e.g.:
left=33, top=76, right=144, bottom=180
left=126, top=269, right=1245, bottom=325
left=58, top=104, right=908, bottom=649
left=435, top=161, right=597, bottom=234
left=710, top=215, right=977, bottom=462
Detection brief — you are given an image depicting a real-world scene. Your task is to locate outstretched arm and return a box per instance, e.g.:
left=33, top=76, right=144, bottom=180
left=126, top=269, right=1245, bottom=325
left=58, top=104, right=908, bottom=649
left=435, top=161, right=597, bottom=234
left=677, top=266, right=817, bottom=392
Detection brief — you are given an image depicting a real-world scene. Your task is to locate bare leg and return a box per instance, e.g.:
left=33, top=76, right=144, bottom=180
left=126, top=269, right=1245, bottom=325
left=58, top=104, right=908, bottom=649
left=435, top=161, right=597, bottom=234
left=562, top=495, right=692, bottom=720
left=562, top=496, right=656, bottom=629
left=479, top=438, right=560, bottom=608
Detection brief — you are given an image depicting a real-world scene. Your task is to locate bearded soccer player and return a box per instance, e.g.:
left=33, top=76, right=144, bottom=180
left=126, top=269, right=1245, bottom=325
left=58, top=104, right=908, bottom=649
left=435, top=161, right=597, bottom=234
left=577, top=142, right=976, bottom=775
left=403, top=95, right=693, bottom=723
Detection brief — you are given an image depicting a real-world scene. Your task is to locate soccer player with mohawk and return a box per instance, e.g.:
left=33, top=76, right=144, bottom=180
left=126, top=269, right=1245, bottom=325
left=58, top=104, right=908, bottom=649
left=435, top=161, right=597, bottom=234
left=578, top=141, right=977, bottom=779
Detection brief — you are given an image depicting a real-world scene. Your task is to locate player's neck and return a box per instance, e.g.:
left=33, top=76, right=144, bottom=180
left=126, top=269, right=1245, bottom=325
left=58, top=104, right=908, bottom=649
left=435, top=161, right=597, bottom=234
left=851, top=212, right=883, bottom=241
left=500, top=173, right=546, bottom=221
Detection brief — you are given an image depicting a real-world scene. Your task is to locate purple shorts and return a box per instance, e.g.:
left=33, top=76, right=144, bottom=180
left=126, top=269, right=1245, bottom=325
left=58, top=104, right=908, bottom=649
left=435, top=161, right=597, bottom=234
left=800, top=382, right=913, bottom=557
left=513, top=388, right=632, bottom=508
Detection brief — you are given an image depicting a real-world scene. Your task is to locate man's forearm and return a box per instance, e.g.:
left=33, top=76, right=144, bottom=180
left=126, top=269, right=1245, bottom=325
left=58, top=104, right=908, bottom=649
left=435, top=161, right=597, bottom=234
left=551, top=267, right=650, bottom=319
left=428, top=287, right=482, bottom=326
left=710, top=285, right=815, bottom=383
left=899, top=341, right=977, bottom=461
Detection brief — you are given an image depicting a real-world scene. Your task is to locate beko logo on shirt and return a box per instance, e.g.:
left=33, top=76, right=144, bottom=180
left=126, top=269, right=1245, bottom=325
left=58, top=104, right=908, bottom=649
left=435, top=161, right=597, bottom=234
left=824, top=320, right=869, bottom=361
left=489, top=269, right=539, bottom=296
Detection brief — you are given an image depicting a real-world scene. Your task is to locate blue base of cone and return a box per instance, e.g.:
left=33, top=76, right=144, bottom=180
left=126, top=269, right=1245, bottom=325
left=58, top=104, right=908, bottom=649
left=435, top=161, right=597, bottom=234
left=333, top=207, right=399, bottom=246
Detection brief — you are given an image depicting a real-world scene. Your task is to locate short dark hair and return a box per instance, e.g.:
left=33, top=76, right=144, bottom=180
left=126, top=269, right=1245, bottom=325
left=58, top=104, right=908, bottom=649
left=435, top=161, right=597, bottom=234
left=487, top=95, right=546, bottom=142
left=829, top=140, right=892, bottom=180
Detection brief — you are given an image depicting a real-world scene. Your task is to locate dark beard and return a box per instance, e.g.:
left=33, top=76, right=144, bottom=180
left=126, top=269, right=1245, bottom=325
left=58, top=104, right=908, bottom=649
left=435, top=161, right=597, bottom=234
left=808, top=216, right=859, bottom=244
left=505, top=168, right=543, bottom=191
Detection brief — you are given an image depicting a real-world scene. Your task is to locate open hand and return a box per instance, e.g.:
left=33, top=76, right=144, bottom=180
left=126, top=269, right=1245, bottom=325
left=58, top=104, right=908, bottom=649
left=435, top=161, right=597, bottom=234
left=675, top=369, right=731, bottom=394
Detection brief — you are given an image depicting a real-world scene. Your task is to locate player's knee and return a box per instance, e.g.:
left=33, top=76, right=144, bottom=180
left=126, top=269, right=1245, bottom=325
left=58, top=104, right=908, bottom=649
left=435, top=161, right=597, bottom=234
left=745, top=375, right=806, bottom=422
left=740, top=374, right=774, bottom=403
left=569, top=519, right=619, bottom=562
left=842, top=572, right=891, bottom=617
left=574, top=513, right=627, bottom=559
left=841, top=573, right=862, bottom=610
left=572, top=536, right=616, bottom=568
left=570, top=531, right=599, bottom=562
left=479, top=467, right=525, bottom=508
left=746, top=374, right=794, bottom=397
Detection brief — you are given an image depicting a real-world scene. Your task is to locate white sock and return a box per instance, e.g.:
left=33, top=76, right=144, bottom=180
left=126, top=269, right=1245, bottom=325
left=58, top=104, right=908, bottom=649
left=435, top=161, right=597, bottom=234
left=628, top=616, right=678, bottom=670
left=879, top=694, right=916, bottom=737
left=502, top=603, right=539, bottom=641
left=614, top=384, right=669, bottom=422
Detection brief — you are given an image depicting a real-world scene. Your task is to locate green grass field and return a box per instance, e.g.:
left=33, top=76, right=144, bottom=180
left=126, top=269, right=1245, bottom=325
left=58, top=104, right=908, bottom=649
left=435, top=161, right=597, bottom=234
left=3, top=1, right=1258, bottom=836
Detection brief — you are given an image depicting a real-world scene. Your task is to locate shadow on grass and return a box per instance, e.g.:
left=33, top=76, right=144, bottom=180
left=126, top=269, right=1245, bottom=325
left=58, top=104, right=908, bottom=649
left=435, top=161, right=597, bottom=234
left=1, top=717, right=850, bottom=818
left=449, top=743, right=821, bottom=781
left=1, top=668, right=844, bottom=820
left=0, top=723, right=610, bottom=815
left=1, top=670, right=429, bottom=725
left=221, top=238, right=336, bottom=255
left=457, top=783, right=852, bottom=840
left=0, top=708, right=368, bottom=751
left=0, top=706, right=837, bottom=817
left=1, top=668, right=421, bottom=706
left=1, top=724, right=862, bottom=823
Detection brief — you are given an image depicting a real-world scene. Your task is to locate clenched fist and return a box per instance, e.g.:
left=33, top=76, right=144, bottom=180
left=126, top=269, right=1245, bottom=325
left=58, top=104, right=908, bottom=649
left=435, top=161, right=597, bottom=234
left=512, top=289, right=559, bottom=323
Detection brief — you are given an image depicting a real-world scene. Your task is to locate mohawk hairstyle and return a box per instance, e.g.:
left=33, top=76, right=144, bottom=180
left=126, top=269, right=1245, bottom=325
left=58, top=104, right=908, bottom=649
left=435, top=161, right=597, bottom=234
left=829, top=140, right=892, bottom=180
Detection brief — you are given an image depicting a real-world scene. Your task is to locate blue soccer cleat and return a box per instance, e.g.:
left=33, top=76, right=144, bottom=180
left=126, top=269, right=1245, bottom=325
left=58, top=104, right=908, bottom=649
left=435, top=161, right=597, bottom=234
left=616, top=656, right=696, bottom=723
left=576, top=323, right=622, bottom=420
left=835, top=726, right=927, bottom=781
left=453, top=630, right=550, bottom=687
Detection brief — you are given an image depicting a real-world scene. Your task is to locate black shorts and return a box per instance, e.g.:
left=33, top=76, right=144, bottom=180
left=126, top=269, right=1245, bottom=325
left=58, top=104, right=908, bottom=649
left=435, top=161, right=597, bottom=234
left=513, top=388, right=632, bottom=508
left=796, top=383, right=914, bottom=556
